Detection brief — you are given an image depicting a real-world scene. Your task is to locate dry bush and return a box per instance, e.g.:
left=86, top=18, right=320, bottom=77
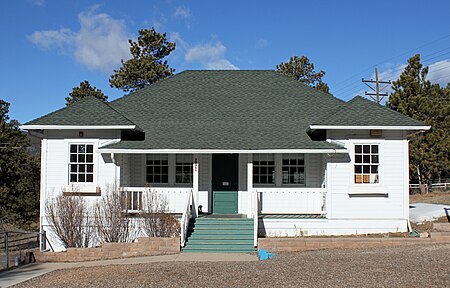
left=94, top=187, right=134, bottom=243
left=45, top=194, right=93, bottom=248
left=141, top=190, right=180, bottom=237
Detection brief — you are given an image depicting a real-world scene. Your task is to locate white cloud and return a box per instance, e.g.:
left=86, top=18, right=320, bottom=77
left=28, top=28, right=75, bottom=50
left=205, top=59, right=238, bottom=70
left=256, top=38, right=268, bottom=48
left=185, top=42, right=226, bottom=61
left=428, top=60, right=450, bottom=86
left=33, top=0, right=45, bottom=7
left=170, top=32, right=188, bottom=51
left=28, top=6, right=131, bottom=72
left=174, top=6, right=191, bottom=18
left=185, top=42, right=238, bottom=70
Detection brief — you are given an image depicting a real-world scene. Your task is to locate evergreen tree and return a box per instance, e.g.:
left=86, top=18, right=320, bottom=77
left=0, top=100, right=40, bottom=228
left=110, top=28, right=176, bottom=92
left=388, top=54, right=450, bottom=183
left=66, top=80, right=108, bottom=106
left=276, top=55, right=331, bottom=93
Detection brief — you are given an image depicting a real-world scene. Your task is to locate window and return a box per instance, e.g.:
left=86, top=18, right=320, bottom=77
left=69, top=144, right=94, bottom=183
left=176, top=154, right=193, bottom=184
left=122, top=190, right=143, bottom=212
left=146, top=154, right=169, bottom=184
left=282, top=154, right=305, bottom=184
left=354, top=144, right=379, bottom=184
left=253, top=154, right=275, bottom=184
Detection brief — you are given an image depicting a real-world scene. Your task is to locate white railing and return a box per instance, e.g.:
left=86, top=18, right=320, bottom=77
left=252, top=189, right=258, bottom=247
left=120, top=187, right=192, bottom=213
left=255, top=188, right=327, bottom=215
left=180, top=189, right=194, bottom=247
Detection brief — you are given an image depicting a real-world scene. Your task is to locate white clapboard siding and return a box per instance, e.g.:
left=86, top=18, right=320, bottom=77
left=129, top=154, right=145, bottom=187
left=257, top=188, right=326, bottom=214
left=307, top=154, right=323, bottom=188
left=326, top=130, right=408, bottom=220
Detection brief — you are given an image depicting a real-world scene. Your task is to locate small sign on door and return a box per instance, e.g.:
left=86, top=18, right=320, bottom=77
left=222, top=182, right=229, bottom=186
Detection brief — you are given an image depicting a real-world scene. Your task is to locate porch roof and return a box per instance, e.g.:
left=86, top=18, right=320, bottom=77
left=99, top=120, right=346, bottom=152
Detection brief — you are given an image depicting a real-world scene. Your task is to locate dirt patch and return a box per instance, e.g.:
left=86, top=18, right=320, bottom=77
left=410, top=191, right=450, bottom=205
left=411, top=216, right=449, bottom=233
left=13, top=244, right=450, bottom=288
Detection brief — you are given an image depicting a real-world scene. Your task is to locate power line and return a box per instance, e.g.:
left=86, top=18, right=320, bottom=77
left=362, top=66, right=391, bottom=104
left=331, top=35, right=450, bottom=92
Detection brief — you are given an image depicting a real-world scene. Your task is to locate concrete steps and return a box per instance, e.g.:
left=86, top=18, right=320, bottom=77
left=183, top=217, right=256, bottom=253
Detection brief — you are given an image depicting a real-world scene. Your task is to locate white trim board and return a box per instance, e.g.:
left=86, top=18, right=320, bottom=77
left=308, top=125, right=431, bottom=131
left=98, top=148, right=349, bottom=154
left=20, top=125, right=137, bottom=130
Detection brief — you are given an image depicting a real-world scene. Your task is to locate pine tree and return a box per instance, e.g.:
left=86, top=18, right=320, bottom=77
left=110, top=28, right=176, bottom=92
left=0, top=99, right=40, bottom=228
left=276, top=55, right=331, bottom=93
left=66, top=80, right=108, bottom=106
left=388, top=54, right=450, bottom=183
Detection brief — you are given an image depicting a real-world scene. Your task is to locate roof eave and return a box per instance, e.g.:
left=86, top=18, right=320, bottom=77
left=97, top=148, right=349, bottom=154
left=307, top=125, right=431, bottom=131
left=20, top=125, right=139, bottom=131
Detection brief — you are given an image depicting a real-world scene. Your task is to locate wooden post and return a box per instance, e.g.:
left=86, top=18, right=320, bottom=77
left=193, top=155, right=199, bottom=217
left=5, top=232, right=8, bottom=269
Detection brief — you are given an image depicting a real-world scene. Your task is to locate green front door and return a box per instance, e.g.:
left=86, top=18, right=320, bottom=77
left=212, top=154, right=239, bottom=214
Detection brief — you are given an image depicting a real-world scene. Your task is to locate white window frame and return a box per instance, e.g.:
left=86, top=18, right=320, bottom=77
left=145, top=154, right=194, bottom=187
left=353, top=143, right=380, bottom=185
left=281, top=153, right=306, bottom=186
left=67, top=141, right=97, bottom=186
left=146, top=154, right=169, bottom=185
left=175, top=154, right=193, bottom=185
left=253, top=153, right=276, bottom=186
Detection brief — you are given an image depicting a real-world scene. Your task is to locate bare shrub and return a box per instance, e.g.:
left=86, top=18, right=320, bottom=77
left=141, top=190, right=180, bottom=237
left=94, top=187, right=134, bottom=243
left=45, top=194, right=92, bottom=248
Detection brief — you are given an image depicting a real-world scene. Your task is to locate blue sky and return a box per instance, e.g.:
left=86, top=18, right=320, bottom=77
left=1, top=0, right=450, bottom=123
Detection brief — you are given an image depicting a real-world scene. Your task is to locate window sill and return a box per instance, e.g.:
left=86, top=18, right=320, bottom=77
left=64, top=185, right=101, bottom=194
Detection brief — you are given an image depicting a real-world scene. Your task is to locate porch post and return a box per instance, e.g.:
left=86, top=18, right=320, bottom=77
left=193, top=154, right=199, bottom=217
left=247, top=153, right=253, bottom=217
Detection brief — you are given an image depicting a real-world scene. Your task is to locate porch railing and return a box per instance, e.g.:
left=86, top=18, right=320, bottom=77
left=180, top=189, right=194, bottom=247
left=255, top=188, right=327, bottom=215
left=120, top=187, right=192, bottom=213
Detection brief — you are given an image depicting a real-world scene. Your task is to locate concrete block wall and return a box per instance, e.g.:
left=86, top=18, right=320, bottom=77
left=34, top=237, right=180, bottom=262
left=258, top=236, right=450, bottom=253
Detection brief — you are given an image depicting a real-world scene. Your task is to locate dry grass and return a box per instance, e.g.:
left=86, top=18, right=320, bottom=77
left=411, top=216, right=449, bottom=233
left=410, top=191, right=450, bottom=205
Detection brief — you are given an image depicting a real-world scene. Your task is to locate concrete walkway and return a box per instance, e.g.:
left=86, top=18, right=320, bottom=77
left=0, top=252, right=258, bottom=287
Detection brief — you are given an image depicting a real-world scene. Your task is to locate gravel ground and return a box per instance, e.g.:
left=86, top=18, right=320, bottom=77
left=14, top=244, right=450, bottom=288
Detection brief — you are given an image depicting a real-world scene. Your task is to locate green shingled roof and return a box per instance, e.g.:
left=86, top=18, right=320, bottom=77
left=105, top=70, right=345, bottom=150
left=24, top=70, right=426, bottom=151
left=24, top=96, right=136, bottom=127
left=311, top=96, right=425, bottom=127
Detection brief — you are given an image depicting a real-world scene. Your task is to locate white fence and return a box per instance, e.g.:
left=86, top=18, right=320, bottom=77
left=255, top=188, right=327, bottom=215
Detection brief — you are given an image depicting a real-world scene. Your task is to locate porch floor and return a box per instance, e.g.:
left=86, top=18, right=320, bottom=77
left=197, top=214, right=247, bottom=219
left=259, top=214, right=326, bottom=219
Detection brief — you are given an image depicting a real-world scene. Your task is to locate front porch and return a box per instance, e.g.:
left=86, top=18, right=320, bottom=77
left=115, top=152, right=331, bottom=248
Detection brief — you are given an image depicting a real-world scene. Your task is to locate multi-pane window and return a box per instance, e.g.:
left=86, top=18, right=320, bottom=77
left=354, top=144, right=379, bottom=184
left=253, top=154, right=275, bottom=184
left=122, top=190, right=143, bottom=212
left=146, top=154, right=169, bottom=184
left=282, top=154, right=305, bottom=184
left=176, top=154, right=193, bottom=184
left=69, top=144, right=94, bottom=183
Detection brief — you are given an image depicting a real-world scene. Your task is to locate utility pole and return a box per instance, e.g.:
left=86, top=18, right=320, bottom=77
left=362, top=66, right=391, bottom=104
